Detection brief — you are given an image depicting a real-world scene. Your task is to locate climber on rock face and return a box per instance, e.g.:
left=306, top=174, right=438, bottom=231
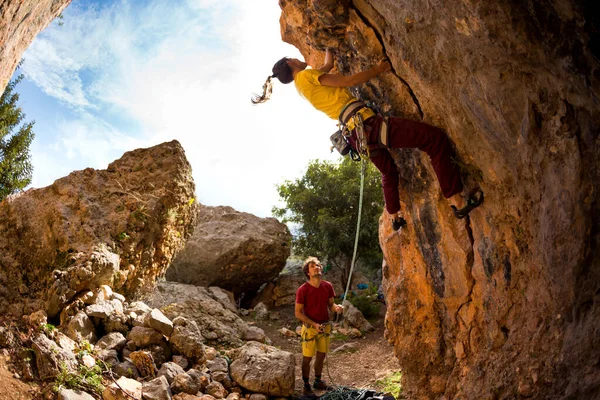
left=252, top=49, right=483, bottom=228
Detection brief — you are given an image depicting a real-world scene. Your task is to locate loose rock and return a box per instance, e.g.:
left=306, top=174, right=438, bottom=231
left=128, top=326, right=164, bottom=348
left=103, top=376, right=143, bottom=400
left=143, top=375, right=173, bottom=400
left=342, top=300, right=373, bottom=332
left=130, top=350, right=157, bottom=378
left=171, top=372, right=200, bottom=395
left=205, top=381, right=228, bottom=399
left=58, top=388, right=95, bottom=400
left=229, top=342, right=294, bottom=396
left=145, top=309, right=174, bottom=337
left=158, top=362, right=186, bottom=384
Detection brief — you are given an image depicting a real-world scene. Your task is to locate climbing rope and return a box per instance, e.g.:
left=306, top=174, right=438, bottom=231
left=343, top=158, right=366, bottom=302
left=321, top=159, right=366, bottom=390
left=298, top=160, right=367, bottom=394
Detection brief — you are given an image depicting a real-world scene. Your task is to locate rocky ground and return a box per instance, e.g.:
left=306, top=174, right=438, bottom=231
left=0, top=301, right=402, bottom=399
left=243, top=303, right=402, bottom=397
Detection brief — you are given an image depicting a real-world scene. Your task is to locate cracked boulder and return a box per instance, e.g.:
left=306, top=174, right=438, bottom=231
left=0, top=141, right=197, bottom=317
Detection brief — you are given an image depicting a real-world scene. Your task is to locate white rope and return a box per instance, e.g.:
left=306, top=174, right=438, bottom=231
left=343, top=158, right=366, bottom=302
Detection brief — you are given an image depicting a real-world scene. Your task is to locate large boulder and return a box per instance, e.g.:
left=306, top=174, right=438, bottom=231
left=166, top=205, right=291, bottom=299
left=281, top=1, right=600, bottom=399
left=0, top=141, right=197, bottom=317
left=146, top=282, right=266, bottom=347
left=229, top=342, right=295, bottom=397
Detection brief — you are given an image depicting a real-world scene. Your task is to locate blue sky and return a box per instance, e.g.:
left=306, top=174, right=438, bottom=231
left=12, top=0, right=339, bottom=217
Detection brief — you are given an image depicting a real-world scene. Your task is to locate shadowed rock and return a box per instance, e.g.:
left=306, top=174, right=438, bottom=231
left=166, top=205, right=291, bottom=300
left=146, top=281, right=268, bottom=347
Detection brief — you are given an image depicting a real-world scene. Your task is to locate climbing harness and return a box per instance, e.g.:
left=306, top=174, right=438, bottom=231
left=339, top=101, right=370, bottom=159
left=331, top=100, right=390, bottom=161
left=300, top=322, right=332, bottom=343
left=352, top=112, right=370, bottom=159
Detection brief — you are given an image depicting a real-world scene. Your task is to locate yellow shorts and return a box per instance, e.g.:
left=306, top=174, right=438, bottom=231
left=301, top=323, right=331, bottom=357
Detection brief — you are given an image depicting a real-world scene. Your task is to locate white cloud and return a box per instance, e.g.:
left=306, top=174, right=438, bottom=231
left=30, top=112, right=145, bottom=188
left=23, top=0, right=342, bottom=217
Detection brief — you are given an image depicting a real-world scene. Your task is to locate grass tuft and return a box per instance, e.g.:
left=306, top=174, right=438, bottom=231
left=375, top=371, right=402, bottom=398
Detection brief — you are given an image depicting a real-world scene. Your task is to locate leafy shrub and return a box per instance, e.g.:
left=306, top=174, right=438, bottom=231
left=53, top=361, right=105, bottom=395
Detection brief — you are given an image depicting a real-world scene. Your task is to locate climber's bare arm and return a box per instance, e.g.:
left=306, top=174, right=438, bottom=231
left=319, top=60, right=391, bottom=87
left=318, top=49, right=334, bottom=73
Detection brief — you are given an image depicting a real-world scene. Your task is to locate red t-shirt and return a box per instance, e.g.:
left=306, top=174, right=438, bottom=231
left=295, top=280, right=335, bottom=323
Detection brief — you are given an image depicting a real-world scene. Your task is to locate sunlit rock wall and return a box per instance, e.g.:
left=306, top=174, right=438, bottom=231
left=279, top=0, right=600, bottom=398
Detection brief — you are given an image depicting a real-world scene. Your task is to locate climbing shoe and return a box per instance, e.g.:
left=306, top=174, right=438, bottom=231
left=451, top=190, right=484, bottom=219
left=313, top=380, right=333, bottom=390
left=392, top=216, right=407, bottom=231
left=303, top=384, right=314, bottom=396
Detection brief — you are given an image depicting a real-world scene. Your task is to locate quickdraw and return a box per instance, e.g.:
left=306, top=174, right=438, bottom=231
left=351, top=112, right=370, bottom=159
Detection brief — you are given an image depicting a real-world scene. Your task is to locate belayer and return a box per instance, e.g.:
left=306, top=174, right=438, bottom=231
left=252, top=49, right=483, bottom=229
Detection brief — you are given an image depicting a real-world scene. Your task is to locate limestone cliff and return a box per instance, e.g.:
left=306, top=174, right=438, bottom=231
left=0, top=0, right=71, bottom=91
left=280, top=0, right=599, bottom=398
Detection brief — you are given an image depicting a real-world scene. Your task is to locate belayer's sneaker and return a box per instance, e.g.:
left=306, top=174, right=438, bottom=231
left=313, top=380, right=333, bottom=390
left=303, top=383, right=314, bottom=396
left=392, top=216, right=407, bottom=231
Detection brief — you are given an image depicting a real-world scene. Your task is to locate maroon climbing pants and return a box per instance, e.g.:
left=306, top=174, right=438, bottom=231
left=349, top=115, right=463, bottom=215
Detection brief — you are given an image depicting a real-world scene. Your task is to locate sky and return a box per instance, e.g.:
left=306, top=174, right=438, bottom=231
left=12, top=0, right=341, bottom=218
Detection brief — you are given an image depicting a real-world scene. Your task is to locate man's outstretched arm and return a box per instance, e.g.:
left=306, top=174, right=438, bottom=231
left=319, top=59, right=391, bottom=87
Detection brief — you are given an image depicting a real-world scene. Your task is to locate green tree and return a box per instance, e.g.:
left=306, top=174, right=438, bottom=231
left=273, top=157, right=385, bottom=290
left=0, top=74, right=35, bottom=201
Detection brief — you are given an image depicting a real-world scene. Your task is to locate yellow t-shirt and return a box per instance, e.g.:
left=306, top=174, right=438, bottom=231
left=294, top=69, right=374, bottom=130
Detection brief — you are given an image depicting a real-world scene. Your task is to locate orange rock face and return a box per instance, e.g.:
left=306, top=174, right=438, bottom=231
left=279, top=0, right=600, bottom=398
